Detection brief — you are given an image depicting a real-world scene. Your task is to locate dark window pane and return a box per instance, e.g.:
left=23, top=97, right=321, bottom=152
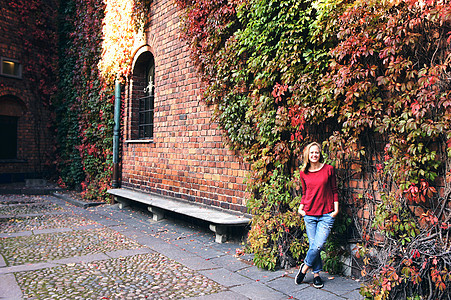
left=1, top=59, right=21, bottom=78
left=137, top=95, right=154, bottom=139
left=0, top=116, right=18, bottom=159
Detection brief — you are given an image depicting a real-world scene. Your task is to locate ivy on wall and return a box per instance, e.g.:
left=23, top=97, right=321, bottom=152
left=176, top=0, right=450, bottom=298
left=325, top=1, right=451, bottom=299
left=57, top=0, right=109, bottom=200
left=56, top=0, right=150, bottom=201
left=6, top=0, right=59, bottom=174
left=175, top=0, right=348, bottom=270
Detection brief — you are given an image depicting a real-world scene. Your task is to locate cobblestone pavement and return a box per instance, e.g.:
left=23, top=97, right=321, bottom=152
left=0, top=194, right=363, bottom=299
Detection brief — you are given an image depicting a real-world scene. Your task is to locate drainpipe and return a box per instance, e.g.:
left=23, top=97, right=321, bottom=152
left=112, top=78, right=121, bottom=188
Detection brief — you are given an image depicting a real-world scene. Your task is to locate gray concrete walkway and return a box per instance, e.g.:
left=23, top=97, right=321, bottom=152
left=0, top=193, right=363, bottom=299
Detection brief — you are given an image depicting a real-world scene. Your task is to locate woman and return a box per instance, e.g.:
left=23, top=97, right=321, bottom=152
left=295, top=142, right=339, bottom=289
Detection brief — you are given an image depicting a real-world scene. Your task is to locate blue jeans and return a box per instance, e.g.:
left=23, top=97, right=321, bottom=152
left=303, top=213, right=335, bottom=273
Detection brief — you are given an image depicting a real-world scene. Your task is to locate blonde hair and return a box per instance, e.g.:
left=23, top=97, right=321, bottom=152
left=301, top=142, right=324, bottom=173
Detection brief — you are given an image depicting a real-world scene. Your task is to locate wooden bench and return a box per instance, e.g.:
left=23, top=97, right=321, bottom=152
left=107, top=188, right=251, bottom=243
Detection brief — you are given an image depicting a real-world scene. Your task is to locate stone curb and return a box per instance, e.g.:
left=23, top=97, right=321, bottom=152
left=0, top=188, right=61, bottom=195
left=52, top=192, right=105, bottom=208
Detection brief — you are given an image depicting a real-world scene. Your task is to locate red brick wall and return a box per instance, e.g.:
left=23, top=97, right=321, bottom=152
left=120, top=0, right=250, bottom=213
left=0, top=1, right=56, bottom=182
left=341, top=144, right=448, bottom=242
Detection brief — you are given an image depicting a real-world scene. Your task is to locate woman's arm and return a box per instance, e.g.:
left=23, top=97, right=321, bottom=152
left=298, top=203, right=306, bottom=216
left=330, top=201, right=339, bottom=218
left=298, top=172, right=307, bottom=216
left=330, top=166, right=339, bottom=217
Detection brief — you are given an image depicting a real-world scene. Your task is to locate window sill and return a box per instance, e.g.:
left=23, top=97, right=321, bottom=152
left=125, top=139, right=154, bottom=144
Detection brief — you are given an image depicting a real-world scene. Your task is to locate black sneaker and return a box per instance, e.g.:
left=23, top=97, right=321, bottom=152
left=295, top=263, right=306, bottom=285
left=313, top=276, right=324, bottom=289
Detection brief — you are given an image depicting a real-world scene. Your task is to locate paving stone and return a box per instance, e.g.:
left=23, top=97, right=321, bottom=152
left=191, top=247, right=224, bottom=260
left=0, top=274, right=22, bottom=299
left=230, top=281, right=288, bottom=300
left=0, top=254, right=6, bottom=267
left=214, top=242, right=245, bottom=254
left=237, top=265, right=287, bottom=283
left=90, top=217, right=124, bottom=227
left=0, top=262, right=60, bottom=274
left=0, top=231, right=33, bottom=238
left=209, top=254, right=249, bottom=272
left=33, top=227, right=73, bottom=235
left=72, top=224, right=104, bottom=231
left=105, top=247, right=154, bottom=258
left=130, top=222, right=160, bottom=234
left=199, top=267, right=254, bottom=287
left=175, top=239, right=223, bottom=259
left=188, top=290, right=250, bottom=300
left=155, top=247, right=191, bottom=261
left=321, top=275, right=362, bottom=296
left=123, top=218, right=152, bottom=229
left=115, top=227, right=150, bottom=240
left=266, top=276, right=308, bottom=295
left=178, top=255, right=220, bottom=271
left=51, top=253, right=110, bottom=265
left=291, top=285, right=348, bottom=300
left=133, top=234, right=165, bottom=247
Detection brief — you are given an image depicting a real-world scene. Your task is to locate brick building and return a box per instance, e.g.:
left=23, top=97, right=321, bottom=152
left=0, top=2, right=57, bottom=183
left=116, top=0, right=250, bottom=213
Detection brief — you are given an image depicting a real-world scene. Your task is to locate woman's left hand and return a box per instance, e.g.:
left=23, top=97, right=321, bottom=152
left=330, top=202, right=339, bottom=218
left=298, top=204, right=306, bottom=216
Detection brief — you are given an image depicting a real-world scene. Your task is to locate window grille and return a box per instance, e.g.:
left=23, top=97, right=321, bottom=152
left=138, top=94, right=154, bottom=139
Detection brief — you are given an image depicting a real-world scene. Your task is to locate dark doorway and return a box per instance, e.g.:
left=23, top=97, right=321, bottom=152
left=0, top=115, right=18, bottom=159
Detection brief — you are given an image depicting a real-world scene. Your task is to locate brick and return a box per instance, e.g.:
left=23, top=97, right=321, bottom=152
left=0, top=1, right=56, bottom=180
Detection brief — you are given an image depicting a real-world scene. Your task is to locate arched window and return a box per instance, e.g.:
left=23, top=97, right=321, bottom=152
left=131, top=50, right=155, bottom=140
left=139, top=55, right=155, bottom=139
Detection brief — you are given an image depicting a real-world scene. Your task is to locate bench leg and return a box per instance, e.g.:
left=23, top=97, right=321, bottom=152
left=115, top=197, right=130, bottom=209
left=147, top=206, right=165, bottom=221
left=209, top=224, right=228, bottom=243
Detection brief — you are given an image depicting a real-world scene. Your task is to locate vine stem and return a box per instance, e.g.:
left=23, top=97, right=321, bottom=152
left=436, top=189, right=451, bottom=220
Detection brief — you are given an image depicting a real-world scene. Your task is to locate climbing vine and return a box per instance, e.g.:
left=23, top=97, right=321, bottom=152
left=56, top=0, right=150, bottom=201
left=6, top=0, right=58, bottom=175
left=323, top=1, right=451, bottom=299
left=177, top=0, right=450, bottom=298
left=176, top=0, right=350, bottom=270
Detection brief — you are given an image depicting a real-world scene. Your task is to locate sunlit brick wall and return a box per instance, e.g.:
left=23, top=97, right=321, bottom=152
left=120, top=0, right=250, bottom=213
